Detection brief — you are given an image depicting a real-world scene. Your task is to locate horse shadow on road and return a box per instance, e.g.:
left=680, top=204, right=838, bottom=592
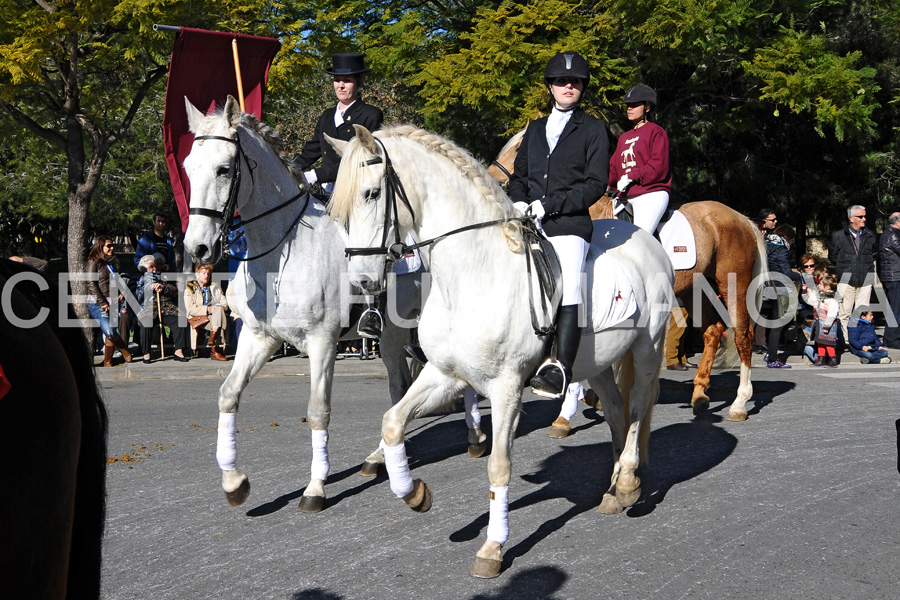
left=658, top=370, right=795, bottom=422
left=450, top=416, right=737, bottom=574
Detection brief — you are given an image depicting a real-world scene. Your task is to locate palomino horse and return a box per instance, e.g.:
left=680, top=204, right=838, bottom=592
left=0, top=259, right=107, bottom=599
left=491, top=145, right=767, bottom=422
left=328, top=124, right=674, bottom=577
left=182, top=96, right=455, bottom=512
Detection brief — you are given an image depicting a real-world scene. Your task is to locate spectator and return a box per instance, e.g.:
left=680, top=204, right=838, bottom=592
left=134, top=213, right=176, bottom=269
left=878, top=211, right=900, bottom=348
left=848, top=306, right=892, bottom=364
left=758, top=208, right=778, bottom=234
left=9, top=255, right=48, bottom=274
left=761, top=225, right=801, bottom=368
left=85, top=236, right=132, bottom=367
left=184, top=263, right=229, bottom=361
left=813, top=273, right=841, bottom=367
left=829, top=204, right=877, bottom=338
left=665, top=303, right=695, bottom=370
left=799, top=313, right=817, bottom=364
left=136, top=255, right=189, bottom=363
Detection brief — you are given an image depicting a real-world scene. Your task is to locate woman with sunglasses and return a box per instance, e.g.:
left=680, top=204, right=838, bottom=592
left=509, top=51, right=609, bottom=399
left=85, top=236, right=132, bottom=366
left=608, top=84, right=672, bottom=233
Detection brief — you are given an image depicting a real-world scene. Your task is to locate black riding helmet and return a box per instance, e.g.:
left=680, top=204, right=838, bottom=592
left=624, top=84, right=657, bottom=105
left=544, top=52, right=590, bottom=87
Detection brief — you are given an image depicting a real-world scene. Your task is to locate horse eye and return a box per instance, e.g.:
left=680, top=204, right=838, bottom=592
left=216, top=165, right=231, bottom=177
left=366, top=188, right=381, bottom=201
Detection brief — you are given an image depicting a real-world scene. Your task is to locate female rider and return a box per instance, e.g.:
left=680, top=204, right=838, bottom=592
left=609, top=84, right=672, bottom=233
left=508, top=51, right=610, bottom=399
left=85, top=236, right=133, bottom=367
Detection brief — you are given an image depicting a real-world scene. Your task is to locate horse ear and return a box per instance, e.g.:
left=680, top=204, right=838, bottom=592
left=353, top=125, right=377, bottom=154
left=185, top=97, right=205, bottom=134
left=324, top=133, right=348, bottom=157
left=224, top=95, right=242, bottom=128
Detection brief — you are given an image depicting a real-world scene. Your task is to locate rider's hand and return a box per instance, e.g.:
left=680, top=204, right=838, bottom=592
left=512, top=202, right=528, bottom=215
left=616, top=174, right=632, bottom=192
left=528, top=200, right=545, bottom=219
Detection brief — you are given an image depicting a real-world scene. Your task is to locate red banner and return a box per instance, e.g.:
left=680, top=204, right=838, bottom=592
left=163, top=28, right=281, bottom=232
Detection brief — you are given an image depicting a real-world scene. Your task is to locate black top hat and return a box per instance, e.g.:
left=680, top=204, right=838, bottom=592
left=325, top=53, right=371, bottom=76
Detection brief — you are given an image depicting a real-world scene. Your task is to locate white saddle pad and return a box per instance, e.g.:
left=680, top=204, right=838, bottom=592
left=657, top=210, right=696, bottom=270
left=582, top=250, right=637, bottom=334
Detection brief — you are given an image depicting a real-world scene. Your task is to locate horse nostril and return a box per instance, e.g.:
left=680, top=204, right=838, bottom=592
left=196, top=245, right=209, bottom=260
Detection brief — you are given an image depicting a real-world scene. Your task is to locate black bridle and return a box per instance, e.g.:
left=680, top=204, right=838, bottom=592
left=490, top=159, right=512, bottom=192
left=189, top=131, right=311, bottom=262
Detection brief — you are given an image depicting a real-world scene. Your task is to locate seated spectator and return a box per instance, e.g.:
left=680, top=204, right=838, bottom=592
left=848, top=305, right=892, bottom=364
left=799, top=314, right=816, bottom=364
left=813, top=273, right=841, bottom=367
left=184, top=263, right=229, bottom=361
left=136, top=254, right=189, bottom=363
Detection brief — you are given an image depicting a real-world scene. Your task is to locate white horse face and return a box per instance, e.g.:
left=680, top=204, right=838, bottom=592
left=182, top=96, right=242, bottom=264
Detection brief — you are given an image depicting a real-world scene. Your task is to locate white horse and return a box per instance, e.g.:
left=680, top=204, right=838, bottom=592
left=181, top=96, right=435, bottom=512
left=328, top=124, right=674, bottom=578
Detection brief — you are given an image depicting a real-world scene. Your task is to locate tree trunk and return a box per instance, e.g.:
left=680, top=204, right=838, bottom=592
left=67, top=191, right=94, bottom=347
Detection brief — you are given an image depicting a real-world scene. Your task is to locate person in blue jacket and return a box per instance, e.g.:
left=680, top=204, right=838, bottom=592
left=134, top=213, right=176, bottom=269
left=847, top=306, right=892, bottom=364
left=761, top=225, right=802, bottom=368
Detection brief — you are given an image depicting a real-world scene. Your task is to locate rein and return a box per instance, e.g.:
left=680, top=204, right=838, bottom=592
left=490, top=160, right=512, bottom=192
left=190, top=132, right=312, bottom=262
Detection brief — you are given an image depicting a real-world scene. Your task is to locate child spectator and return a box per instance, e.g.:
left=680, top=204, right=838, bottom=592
left=813, top=273, right=841, bottom=367
left=848, top=306, right=892, bottom=364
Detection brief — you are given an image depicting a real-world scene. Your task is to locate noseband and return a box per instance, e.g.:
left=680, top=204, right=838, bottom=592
left=190, top=131, right=311, bottom=262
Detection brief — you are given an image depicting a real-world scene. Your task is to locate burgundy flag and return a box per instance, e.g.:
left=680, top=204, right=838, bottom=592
left=163, top=28, right=281, bottom=231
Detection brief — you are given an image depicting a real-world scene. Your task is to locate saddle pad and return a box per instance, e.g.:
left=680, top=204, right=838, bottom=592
left=657, top=210, right=696, bottom=270
left=583, top=251, right=637, bottom=334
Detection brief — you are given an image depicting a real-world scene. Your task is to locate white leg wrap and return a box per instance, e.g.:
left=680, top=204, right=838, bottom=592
left=464, top=387, right=482, bottom=430
left=216, top=412, right=237, bottom=472
left=559, top=381, right=584, bottom=421
left=486, top=485, right=510, bottom=546
left=310, top=429, right=330, bottom=481
left=381, top=439, right=414, bottom=498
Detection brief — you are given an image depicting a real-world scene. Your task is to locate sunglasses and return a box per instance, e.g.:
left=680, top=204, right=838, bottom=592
left=803, top=264, right=815, bottom=268
left=104, top=244, right=115, bottom=249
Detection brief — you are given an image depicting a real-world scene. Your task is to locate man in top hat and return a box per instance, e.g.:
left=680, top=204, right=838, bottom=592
left=292, top=52, right=384, bottom=195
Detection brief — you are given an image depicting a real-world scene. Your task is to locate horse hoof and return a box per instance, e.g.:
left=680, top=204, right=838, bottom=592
left=726, top=409, right=748, bottom=422
left=297, top=495, right=325, bottom=513
left=583, top=389, right=602, bottom=411
left=616, top=486, right=641, bottom=509
left=547, top=417, right=571, bottom=439
left=470, top=556, right=502, bottom=579
left=224, top=478, right=251, bottom=507
left=360, top=460, right=382, bottom=477
left=402, top=479, right=433, bottom=513
left=468, top=442, right=488, bottom=458
left=692, top=398, right=710, bottom=416
left=598, top=493, right=624, bottom=515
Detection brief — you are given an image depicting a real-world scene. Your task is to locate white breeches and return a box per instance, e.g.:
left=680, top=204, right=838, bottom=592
left=547, top=234, right=589, bottom=306
left=629, top=190, right=669, bottom=234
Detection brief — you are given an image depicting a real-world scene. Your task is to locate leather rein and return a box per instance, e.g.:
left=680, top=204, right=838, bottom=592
left=189, top=131, right=311, bottom=262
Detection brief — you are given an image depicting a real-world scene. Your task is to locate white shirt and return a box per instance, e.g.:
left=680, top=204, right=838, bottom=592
left=545, top=107, right=573, bottom=153
left=334, top=100, right=357, bottom=128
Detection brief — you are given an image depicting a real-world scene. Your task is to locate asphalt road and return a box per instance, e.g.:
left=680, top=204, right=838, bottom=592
left=97, top=353, right=900, bottom=599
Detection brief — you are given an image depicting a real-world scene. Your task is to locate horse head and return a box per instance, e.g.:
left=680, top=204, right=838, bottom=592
left=182, top=95, right=244, bottom=264
left=328, top=125, right=405, bottom=295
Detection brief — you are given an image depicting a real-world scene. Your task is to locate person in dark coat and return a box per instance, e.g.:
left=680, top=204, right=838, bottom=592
left=847, top=306, right=891, bottom=364
left=293, top=52, right=385, bottom=339
left=292, top=53, right=384, bottom=195
left=828, top=204, right=877, bottom=336
left=508, top=51, right=610, bottom=398
left=878, top=212, right=900, bottom=348
left=761, top=225, right=802, bottom=368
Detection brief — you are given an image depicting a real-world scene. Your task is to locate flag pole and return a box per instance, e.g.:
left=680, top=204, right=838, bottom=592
left=232, top=39, right=246, bottom=112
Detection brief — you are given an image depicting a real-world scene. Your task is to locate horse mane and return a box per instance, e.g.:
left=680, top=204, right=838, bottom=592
left=330, top=125, right=522, bottom=250
left=496, top=127, right=526, bottom=157
left=193, top=108, right=302, bottom=178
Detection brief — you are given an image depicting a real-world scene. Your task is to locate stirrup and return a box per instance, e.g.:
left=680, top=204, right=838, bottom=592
left=357, top=307, right=383, bottom=339
left=529, top=358, right=568, bottom=399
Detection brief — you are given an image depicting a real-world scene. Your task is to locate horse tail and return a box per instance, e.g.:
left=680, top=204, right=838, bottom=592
left=612, top=348, right=656, bottom=466
left=714, top=327, right=742, bottom=368
left=37, top=270, right=108, bottom=599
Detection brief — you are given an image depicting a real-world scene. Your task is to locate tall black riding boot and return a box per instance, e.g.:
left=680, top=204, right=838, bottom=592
left=530, top=305, right=582, bottom=398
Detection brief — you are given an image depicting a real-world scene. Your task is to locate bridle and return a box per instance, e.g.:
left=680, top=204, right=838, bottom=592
left=189, top=130, right=311, bottom=262
left=490, top=160, right=512, bottom=192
